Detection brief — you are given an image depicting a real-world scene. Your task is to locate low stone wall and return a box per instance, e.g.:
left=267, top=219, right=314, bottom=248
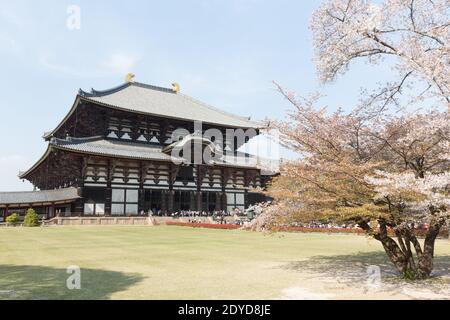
left=43, top=215, right=245, bottom=227
left=46, top=216, right=155, bottom=226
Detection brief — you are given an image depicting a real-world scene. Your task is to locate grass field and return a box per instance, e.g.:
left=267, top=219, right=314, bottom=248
left=0, top=225, right=449, bottom=300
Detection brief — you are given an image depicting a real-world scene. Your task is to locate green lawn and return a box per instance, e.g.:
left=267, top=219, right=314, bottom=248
left=0, top=225, right=449, bottom=300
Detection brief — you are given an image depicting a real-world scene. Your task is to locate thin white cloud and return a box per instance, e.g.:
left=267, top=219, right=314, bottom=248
left=101, top=52, right=139, bottom=74
left=39, top=51, right=140, bottom=78
left=39, top=54, right=97, bottom=77
left=0, top=34, right=20, bottom=54
left=0, top=154, right=26, bottom=164
left=200, top=0, right=258, bottom=14
left=0, top=8, right=25, bottom=27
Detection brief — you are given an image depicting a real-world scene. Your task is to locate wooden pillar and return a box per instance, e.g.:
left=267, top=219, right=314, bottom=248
left=50, top=202, right=55, bottom=217
left=215, top=192, right=221, bottom=211
left=222, top=192, right=228, bottom=212
left=138, top=161, right=147, bottom=215
left=4, top=206, right=8, bottom=221
left=105, top=159, right=114, bottom=216
left=168, top=190, right=174, bottom=213
left=105, top=188, right=112, bottom=216
left=74, top=198, right=84, bottom=216
left=196, top=191, right=202, bottom=212
left=244, top=189, right=249, bottom=209
left=189, top=191, right=196, bottom=211
left=161, top=190, right=167, bottom=212
left=138, top=189, right=145, bottom=214
left=196, top=165, right=204, bottom=212
left=76, top=156, right=87, bottom=216
left=221, top=168, right=229, bottom=212
left=148, top=190, right=152, bottom=213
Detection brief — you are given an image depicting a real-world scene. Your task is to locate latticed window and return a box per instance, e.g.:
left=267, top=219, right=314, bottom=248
left=226, top=192, right=245, bottom=212
left=111, top=189, right=139, bottom=215
left=83, top=187, right=106, bottom=216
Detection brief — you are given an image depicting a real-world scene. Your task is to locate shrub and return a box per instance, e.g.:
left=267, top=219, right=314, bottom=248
left=6, top=213, right=20, bottom=226
left=23, top=209, right=40, bottom=227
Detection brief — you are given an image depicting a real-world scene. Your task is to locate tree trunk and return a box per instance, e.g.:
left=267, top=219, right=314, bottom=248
left=372, top=223, right=411, bottom=277
left=376, top=233, right=411, bottom=277
left=416, top=222, right=442, bottom=279
left=381, top=225, right=444, bottom=279
left=359, top=219, right=442, bottom=280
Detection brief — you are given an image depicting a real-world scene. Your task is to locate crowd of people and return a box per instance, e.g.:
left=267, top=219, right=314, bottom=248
left=148, top=208, right=244, bottom=218
left=147, top=208, right=247, bottom=225
left=292, top=222, right=360, bottom=229
left=146, top=205, right=441, bottom=232
left=290, top=221, right=434, bottom=231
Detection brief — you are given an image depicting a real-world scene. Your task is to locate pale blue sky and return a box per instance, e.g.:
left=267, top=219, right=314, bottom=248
left=0, top=0, right=393, bottom=191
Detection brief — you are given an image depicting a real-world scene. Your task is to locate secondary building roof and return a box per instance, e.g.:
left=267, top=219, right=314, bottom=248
left=19, top=137, right=179, bottom=179
left=0, top=187, right=80, bottom=208
left=20, top=136, right=261, bottom=179
left=51, top=136, right=177, bottom=161
left=50, top=136, right=259, bottom=168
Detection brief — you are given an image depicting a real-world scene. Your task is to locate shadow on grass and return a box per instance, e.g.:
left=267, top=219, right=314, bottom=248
left=282, top=252, right=450, bottom=295
left=0, top=265, right=144, bottom=300
left=283, top=251, right=450, bottom=277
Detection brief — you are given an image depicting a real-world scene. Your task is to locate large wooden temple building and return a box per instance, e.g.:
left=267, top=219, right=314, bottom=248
left=0, top=77, right=272, bottom=220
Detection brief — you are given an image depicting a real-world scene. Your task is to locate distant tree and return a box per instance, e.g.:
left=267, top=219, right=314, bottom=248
left=311, top=0, right=449, bottom=109
left=6, top=213, right=20, bottom=226
left=23, top=209, right=40, bottom=227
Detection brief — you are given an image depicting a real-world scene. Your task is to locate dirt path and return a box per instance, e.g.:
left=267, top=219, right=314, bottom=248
left=278, top=270, right=450, bottom=300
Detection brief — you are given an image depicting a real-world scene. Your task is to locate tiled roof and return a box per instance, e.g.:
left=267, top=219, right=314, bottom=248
left=50, top=136, right=258, bottom=168
left=20, top=136, right=263, bottom=179
left=0, top=187, right=80, bottom=206
left=50, top=136, right=177, bottom=161
left=78, top=82, right=260, bottom=128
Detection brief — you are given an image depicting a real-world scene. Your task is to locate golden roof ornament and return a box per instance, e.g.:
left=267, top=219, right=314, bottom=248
left=125, top=73, right=135, bottom=83
left=172, top=82, right=180, bottom=93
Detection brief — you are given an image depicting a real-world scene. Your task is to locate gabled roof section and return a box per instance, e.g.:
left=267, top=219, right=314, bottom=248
left=0, top=187, right=80, bottom=206
left=78, top=82, right=260, bottom=128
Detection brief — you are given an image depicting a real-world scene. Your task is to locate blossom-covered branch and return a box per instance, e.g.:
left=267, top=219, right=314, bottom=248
left=311, top=0, right=450, bottom=107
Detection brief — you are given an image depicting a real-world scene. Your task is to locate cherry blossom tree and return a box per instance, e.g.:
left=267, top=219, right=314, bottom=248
left=264, top=84, right=449, bottom=279
left=311, top=0, right=449, bottom=109
left=254, top=0, right=449, bottom=279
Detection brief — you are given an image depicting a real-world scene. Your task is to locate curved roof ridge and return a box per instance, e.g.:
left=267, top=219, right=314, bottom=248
left=132, top=82, right=176, bottom=93
left=51, top=135, right=104, bottom=145
left=79, top=81, right=177, bottom=98
left=52, top=136, right=163, bottom=150
left=78, top=82, right=131, bottom=98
